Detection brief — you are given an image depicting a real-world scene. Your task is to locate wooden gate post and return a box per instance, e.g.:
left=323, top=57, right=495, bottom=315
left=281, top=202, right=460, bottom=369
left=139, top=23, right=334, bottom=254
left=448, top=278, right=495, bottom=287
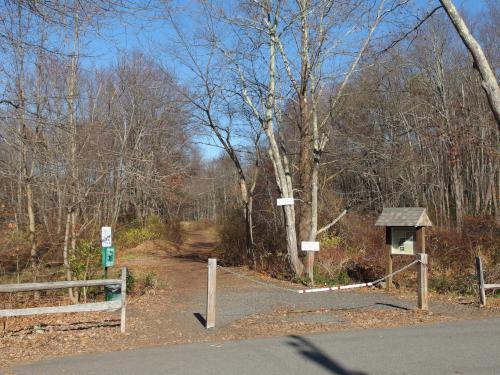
left=417, top=253, right=428, bottom=310
left=386, top=227, right=393, bottom=291
left=120, top=267, right=127, bottom=333
left=476, top=256, right=486, bottom=307
left=206, top=258, right=217, bottom=329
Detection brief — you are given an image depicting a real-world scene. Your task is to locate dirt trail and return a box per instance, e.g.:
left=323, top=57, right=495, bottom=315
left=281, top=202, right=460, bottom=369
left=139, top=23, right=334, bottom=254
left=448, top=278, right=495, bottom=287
left=159, top=224, right=217, bottom=292
left=2, top=223, right=500, bottom=369
left=114, top=224, right=262, bottom=344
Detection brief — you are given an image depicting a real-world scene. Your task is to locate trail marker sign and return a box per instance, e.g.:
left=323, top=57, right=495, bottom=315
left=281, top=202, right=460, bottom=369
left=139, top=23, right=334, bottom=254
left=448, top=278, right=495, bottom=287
left=101, top=226, right=112, bottom=248
left=391, top=227, right=416, bottom=255
left=277, top=198, right=294, bottom=206
left=301, top=241, right=320, bottom=251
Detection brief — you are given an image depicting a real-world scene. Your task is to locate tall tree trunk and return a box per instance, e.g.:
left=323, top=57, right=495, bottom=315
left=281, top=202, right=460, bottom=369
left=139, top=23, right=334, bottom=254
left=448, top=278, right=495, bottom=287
left=297, top=0, right=313, bottom=247
left=15, top=3, right=38, bottom=293
left=265, top=26, right=303, bottom=274
left=240, top=16, right=304, bottom=276
left=65, top=10, right=79, bottom=302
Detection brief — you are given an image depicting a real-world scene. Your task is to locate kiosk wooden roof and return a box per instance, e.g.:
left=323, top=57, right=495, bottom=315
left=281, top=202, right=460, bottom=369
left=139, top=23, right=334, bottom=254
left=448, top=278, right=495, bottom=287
left=375, top=207, right=433, bottom=227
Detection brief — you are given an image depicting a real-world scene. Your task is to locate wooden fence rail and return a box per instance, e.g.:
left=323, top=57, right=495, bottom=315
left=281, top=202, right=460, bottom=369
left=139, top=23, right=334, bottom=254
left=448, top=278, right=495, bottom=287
left=0, top=279, right=122, bottom=293
left=0, top=267, right=127, bottom=332
left=475, top=257, right=500, bottom=307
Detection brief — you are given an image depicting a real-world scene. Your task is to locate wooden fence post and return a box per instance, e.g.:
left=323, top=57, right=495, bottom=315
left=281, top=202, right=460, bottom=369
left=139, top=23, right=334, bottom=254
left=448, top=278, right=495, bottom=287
left=417, top=253, right=428, bottom=311
left=206, top=258, right=217, bottom=329
left=476, top=256, right=486, bottom=307
left=120, top=267, right=127, bottom=333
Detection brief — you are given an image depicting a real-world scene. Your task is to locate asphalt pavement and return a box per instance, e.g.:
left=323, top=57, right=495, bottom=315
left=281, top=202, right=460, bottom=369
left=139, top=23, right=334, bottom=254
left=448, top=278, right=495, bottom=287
left=7, top=317, right=500, bottom=375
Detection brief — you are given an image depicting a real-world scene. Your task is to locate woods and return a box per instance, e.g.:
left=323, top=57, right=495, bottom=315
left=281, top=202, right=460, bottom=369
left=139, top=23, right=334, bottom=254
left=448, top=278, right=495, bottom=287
left=0, top=0, right=498, bottom=288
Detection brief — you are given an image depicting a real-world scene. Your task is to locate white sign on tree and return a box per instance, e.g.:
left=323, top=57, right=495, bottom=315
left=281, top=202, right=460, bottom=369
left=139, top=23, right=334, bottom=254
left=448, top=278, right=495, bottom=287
left=301, top=241, right=320, bottom=251
left=276, top=197, right=294, bottom=206
left=101, top=226, right=112, bottom=247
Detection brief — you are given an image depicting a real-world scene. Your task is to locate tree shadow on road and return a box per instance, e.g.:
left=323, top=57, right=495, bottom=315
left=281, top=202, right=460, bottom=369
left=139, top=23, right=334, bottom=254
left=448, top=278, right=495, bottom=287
left=193, top=312, right=206, bottom=327
left=375, top=302, right=410, bottom=311
left=287, top=335, right=369, bottom=375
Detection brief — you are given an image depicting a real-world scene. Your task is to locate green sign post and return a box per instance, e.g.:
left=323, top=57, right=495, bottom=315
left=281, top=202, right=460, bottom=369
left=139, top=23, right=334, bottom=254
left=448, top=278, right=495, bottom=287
left=101, top=227, right=119, bottom=301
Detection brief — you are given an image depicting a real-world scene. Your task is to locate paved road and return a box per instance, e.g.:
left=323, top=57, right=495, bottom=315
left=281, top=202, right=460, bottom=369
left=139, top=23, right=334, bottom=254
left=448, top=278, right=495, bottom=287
left=8, top=318, right=500, bottom=375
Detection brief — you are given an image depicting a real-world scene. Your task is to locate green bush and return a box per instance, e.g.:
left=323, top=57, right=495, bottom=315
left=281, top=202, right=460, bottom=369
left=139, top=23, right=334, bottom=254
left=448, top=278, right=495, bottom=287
left=313, top=265, right=351, bottom=286
left=116, top=226, right=161, bottom=248
left=126, top=269, right=135, bottom=293
left=429, top=272, right=477, bottom=295
left=294, top=267, right=351, bottom=287
left=319, top=233, right=343, bottom=249
left=115, top=214, right=185, bottom=248
left=143, top=271, right=157, bottom=290
left=70, top=240, right=101, bottom=280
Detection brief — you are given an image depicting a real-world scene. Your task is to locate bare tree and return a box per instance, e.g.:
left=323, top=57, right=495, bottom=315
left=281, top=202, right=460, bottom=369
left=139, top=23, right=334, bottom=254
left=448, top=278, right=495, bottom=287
left=168, top=9, right=263, bottom=263
left=439, top=0, right=500, bottom=129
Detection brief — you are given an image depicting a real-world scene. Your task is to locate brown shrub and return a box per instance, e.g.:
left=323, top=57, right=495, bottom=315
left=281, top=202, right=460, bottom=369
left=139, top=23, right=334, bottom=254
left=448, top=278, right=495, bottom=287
left=315, top=213, right=499, bottom=294
left=427, top=215, right=500, bottom=293
left=216, top=210, right=247, bottom=266
left=216, top=207, right=292, bottom=278
left=164, top=219, right=186, bottom=246
left=216, top=203, right=499, bottom=294
left=317, top=212, right=386, bottom=283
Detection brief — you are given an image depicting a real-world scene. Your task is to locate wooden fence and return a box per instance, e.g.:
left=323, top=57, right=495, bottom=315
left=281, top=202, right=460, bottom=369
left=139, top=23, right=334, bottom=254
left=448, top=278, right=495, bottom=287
left=476, top=257, right=500, bottom=307
left=0, top=267, right=127, bottom=332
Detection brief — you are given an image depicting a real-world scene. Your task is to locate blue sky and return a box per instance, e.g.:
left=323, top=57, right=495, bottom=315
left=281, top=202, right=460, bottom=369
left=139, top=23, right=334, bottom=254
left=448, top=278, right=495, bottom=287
left=82, top=0, right=490, bottom=160
left=85, top=0, right=488, bottom=66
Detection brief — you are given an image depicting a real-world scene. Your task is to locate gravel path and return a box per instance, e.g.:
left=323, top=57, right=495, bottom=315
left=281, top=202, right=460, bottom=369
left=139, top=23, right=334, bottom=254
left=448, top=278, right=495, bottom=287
left=184, top=264, right=492, bottom=329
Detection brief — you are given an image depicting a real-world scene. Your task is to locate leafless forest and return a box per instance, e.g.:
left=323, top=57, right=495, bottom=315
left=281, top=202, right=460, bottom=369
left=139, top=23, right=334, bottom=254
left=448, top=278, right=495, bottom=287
left=0, top=0, right=498, bottom=294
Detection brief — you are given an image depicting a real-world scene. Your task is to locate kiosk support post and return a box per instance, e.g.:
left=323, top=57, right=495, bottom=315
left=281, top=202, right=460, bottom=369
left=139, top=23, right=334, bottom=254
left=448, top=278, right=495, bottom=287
left=386, top=227, right=392, bottom=291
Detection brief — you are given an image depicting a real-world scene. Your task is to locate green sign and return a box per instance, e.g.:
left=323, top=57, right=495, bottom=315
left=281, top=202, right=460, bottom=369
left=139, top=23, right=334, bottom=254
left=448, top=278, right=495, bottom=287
left=101, top=246, right=115, bottom=268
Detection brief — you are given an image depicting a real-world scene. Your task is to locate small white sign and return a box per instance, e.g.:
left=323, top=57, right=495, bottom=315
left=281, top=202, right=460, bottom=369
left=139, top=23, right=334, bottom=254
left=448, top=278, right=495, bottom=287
left=101, top=226, right=112, bottom=247
left=277, top=197, right=294, bottom=206
left=301, top=241, right=320, bottom=251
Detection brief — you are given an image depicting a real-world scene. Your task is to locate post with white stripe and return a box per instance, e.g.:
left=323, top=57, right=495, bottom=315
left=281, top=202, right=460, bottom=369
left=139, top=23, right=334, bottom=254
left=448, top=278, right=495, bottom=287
left=206, top=258, right=217, bottom=328
left=417, top=253, right=428, bottom=311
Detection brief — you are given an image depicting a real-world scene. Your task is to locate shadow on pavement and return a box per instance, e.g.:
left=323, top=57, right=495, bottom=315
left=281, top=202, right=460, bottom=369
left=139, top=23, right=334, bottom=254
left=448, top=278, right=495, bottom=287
left=375, top=302, right=410, bottom=311
left=287, top=335, right=368, bottom=375
left=193, top=312, right=207, bottom=327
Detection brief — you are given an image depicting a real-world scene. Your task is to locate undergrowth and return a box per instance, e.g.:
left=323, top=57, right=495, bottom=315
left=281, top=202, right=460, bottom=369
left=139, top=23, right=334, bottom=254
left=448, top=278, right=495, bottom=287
left=215, top=207, right=499, bottom=296
left=115, top=215, right=163, bottom=248
left=115, top=215, right=185, bottom=248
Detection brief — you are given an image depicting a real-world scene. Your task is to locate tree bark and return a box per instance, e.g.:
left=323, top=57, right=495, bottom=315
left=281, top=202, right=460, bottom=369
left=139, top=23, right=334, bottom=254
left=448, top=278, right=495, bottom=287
left=297, top=0, right=313, bottom=246
left=439, top=0, right=500, bottom=129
